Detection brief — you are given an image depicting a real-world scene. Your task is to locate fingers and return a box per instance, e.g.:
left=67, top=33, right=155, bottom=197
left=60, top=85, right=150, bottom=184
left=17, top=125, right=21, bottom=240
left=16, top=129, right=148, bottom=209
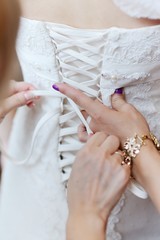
left=111, top=91, right=127, bottom=112
left=113, top=152, right=131, bottom=181
left=101, top=135, right=120, bottom=154
left=84, top=132, right=107, bottom=148
left=78, top=124, right=89, bottom=143
left=81, top=110, right=89, bottom=120
left=108, top=151, right=131, bottom=188
left=78, top=111, right=93, bottom=142
left=0, top=91, right=38, bottom=116
left=112, top=88, right=136, bottom=115
left=52, top=83, right=116, bottom=122
left=8, top=80, right=36, bottom=96
left=113, top=151, right=126, bottom=168
left=0, top=81, right=40, bottom=117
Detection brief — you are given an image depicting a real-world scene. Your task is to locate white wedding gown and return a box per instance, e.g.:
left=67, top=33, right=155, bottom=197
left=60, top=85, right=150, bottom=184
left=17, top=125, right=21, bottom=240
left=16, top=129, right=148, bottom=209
left=0, top=1, right=160, bottom=239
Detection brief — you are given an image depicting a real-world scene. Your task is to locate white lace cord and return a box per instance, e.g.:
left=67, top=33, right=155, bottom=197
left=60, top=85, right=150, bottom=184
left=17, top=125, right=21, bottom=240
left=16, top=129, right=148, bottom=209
left=0, top=111, right=58, bottom=164
left=47, top=28, right=105, bottom=183
left=47, top=27, right=148, bottom=199
left=128, top=180, right=148, bottom=199
left=0, top=90, right=60, bottom=165
left=5, top=25, right=147, bottom=199
left=0, top=87, right=148, bottom=198
left=0, top=89, right=93, bottom=165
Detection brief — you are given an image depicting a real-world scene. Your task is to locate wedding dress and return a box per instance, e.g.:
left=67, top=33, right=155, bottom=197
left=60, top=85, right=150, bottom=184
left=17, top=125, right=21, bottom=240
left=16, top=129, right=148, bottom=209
left=0, top=1, right=160, bottom=239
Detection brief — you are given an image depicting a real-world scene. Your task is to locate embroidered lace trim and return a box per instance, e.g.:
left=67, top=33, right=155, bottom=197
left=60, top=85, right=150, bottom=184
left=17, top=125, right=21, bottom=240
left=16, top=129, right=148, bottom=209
left=8, top=19, right=160, bottom=239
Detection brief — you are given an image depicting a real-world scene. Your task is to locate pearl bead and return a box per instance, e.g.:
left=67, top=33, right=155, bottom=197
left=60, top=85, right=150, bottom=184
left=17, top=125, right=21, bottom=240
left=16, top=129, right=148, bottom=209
left=111, top=75, right=118, bottom=83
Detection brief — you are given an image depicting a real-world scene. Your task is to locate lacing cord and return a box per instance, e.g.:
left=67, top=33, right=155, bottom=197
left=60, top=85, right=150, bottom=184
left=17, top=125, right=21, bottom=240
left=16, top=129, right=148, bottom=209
left=46, top=28, right=105, bottom=184
left=3, top=25, right=148, bottom=198
left=0, top=86, right=148, bottom=198
left=0, top=88, right=93, bottom=165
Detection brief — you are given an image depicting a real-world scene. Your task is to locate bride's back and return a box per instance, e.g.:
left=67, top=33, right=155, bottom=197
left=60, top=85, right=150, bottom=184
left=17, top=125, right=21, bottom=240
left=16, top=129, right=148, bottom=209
left=1, top=1, right=160, bottom=240
left=19, top=0, right=160, bottom=29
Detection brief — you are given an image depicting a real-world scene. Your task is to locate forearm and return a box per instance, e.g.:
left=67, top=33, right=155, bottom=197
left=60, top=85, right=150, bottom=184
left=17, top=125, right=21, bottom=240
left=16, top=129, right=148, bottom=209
left=133, top=140, right=160, bottom=211
left=66, top=215, right=106, bottom=240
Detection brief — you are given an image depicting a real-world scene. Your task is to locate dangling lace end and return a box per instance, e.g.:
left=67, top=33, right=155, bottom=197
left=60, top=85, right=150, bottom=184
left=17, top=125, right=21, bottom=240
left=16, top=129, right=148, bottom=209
left=128, top=179, right=148, bottom=199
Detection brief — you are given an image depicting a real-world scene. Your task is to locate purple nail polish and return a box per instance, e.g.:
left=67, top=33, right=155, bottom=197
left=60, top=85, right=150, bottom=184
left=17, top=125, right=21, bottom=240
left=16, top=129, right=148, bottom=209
left=114, top=88, right=123, bottom=94
left=52, top=84, right=59, bottom=91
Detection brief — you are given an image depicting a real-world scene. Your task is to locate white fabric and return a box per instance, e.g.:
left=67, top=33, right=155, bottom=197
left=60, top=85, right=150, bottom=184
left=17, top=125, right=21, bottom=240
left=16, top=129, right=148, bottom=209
left=113, top=0, right=160, bottom=19
left=1, top=12, right=160, bottom=240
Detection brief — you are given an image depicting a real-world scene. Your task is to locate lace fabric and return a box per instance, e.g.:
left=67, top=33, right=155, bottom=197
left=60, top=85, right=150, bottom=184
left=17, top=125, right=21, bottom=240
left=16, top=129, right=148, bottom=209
left=1, top=18, right=160, bottom=240
left=107, top=195, right=126, bottom=240
left=45, top=24, right=106, bottom=182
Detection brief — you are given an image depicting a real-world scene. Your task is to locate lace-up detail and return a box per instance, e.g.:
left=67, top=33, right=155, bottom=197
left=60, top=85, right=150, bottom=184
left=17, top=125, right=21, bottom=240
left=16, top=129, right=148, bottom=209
left=7, top=18, right=160, bottom=240
left=46, top=26, right=106, bottom=182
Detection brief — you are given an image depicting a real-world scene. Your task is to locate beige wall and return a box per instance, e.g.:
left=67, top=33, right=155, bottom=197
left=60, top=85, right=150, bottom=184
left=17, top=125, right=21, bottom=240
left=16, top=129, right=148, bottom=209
left=8, top=50, right=23, bottom=82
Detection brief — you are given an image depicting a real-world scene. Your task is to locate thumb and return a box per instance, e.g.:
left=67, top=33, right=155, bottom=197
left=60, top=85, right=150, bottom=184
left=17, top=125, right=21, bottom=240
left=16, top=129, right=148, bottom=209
left=0, top=91, right=36, bottom=116
left=111, top=88, right=127, bottom=111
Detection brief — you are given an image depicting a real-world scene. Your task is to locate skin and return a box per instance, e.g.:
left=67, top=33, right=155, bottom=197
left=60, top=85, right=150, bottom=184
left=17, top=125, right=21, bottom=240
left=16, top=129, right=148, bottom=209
left=0, top=0, right=39, bottom=124
left=0, top=79, right=39, bottom=155
left=0, top=80, right=39, bottom=120
left=0, top=1, right=39, bottom=160
left=67, top=133, right=130, bottom=240
left=52, top=84, right=149, bottom=143
left=19, top=0, right=160, bottom=29
left=53, top=82, right=160, bottom=213
left=10, top=0, right=160, bottom=238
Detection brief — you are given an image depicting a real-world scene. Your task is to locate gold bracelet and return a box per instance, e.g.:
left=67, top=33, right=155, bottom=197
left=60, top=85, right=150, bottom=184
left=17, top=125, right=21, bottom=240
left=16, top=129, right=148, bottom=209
left=123, top=132, right=160, bottom=162
left=142, top=132, right=160, bottom=151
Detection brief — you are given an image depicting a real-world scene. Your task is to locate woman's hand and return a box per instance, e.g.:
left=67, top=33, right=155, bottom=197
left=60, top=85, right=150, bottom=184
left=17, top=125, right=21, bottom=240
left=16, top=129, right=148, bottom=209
left=52, top=84, right=160, bottom=212
left=67, top=132, right=130, bottom=240
left=0, top=80, right=39, bottom=121
left=52, top=83, right=149, bottom=145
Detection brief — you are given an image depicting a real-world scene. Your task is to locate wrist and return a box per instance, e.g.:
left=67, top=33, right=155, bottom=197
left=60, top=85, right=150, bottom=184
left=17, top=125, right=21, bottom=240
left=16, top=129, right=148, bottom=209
left=132, top=140, right=160, bottom=188
left=67, top=214, right=106, bottom=240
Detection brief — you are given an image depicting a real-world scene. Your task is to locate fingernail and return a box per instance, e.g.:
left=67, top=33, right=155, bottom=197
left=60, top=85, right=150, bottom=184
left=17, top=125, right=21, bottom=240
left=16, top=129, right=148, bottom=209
left=89, top=133, right=94, bottom=138
left=24, top=92, right=35, bottom=101
left=114, top=88, right=123, bottom=94
left=27, top=102, right=36, bottom=108
left=34, top=96, right=40, bottom=100
left=26, top=100, right=33, bottom=105
left=52, top=84, right=59, bottom=91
